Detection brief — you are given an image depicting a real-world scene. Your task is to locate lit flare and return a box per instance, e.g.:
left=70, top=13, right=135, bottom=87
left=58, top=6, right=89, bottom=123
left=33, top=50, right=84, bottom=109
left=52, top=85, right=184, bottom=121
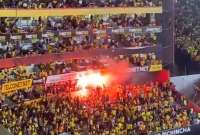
left=75, top=70, right=110, bottom=97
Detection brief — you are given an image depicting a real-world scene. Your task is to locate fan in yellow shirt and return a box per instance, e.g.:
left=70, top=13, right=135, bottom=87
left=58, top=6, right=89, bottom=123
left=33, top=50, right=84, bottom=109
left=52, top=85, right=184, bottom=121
left=18, top=131, right=23, bottom=135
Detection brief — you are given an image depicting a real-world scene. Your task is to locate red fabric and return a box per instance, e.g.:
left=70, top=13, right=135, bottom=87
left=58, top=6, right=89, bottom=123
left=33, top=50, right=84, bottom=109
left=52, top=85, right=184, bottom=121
left=0, top=49, right=112, bottom=68
left=0, top=47, right=156, bottom=69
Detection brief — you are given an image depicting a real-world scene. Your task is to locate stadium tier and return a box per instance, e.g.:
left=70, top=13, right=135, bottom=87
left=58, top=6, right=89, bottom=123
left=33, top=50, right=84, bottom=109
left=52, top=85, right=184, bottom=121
left=0, top=0, right=162, bottom=8
left=0, top=74, right=200, bottom=135
left=0, top=15, right=160, bottom=34
left=0, top=0, right=200, bottom=135
left=0, top=14, right=161, bottom=68
left=0, top=54, right=162, bottom=86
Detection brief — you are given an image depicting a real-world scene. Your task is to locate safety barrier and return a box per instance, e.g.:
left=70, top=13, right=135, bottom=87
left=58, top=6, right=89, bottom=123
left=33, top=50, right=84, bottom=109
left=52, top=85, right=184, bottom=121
left=0, top=7, right=162, bottom=17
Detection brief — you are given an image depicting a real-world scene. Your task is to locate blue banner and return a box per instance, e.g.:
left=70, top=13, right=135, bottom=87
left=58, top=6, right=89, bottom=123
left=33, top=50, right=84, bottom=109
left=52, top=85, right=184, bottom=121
left=153, top=124, right=200, bottom=135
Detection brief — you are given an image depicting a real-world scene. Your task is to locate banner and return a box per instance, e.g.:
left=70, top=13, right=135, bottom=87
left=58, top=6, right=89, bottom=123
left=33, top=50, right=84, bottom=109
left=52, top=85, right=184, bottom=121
left=25, top=34, right=37, bottom=39
left=47, top=66, right=150, bottom=85
left=128, top=28, right=143, bottom=33
left=145, top=26, right=162, bottom=33
left=0, top=36, right=6, bottom=41
left=112, top=28, right=125, bottom=34
left=59, top=31, right=72, bottom=36
left=0, top=26, right=162, bottom=41
left=128, top=66, right=149, bottom=72
left=93, top=30, right=107, bottom=35
left=33, top=79, right=45, bottom=84
left=109, top=26, right=161, bottom=35
left=47, top=31, right=54, bottom=37
left=23, top=98, right=43, bottom=105
left=75, top=31, right=89, bottom=35
left=46, top=72, right=77, bottom=85
left=10, top=35, right=22, bottom=40
left=2, top=79, right=32, bottom=93
left=153, top=124, right=200, bottom=135
left=149, top=64, right=162, bottom=72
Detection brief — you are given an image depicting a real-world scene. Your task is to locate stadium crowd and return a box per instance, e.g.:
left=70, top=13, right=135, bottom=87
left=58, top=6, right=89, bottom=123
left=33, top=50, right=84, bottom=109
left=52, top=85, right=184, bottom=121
left=0, top=14, right=160, bottom=59
left=1, top=0, right=200, bottom=135
left=0, top=14, right=158, bottom=34
left=0, top=53, right=161, bottom=84
left=0, top=34, right=157, bottom=59
left=175, top=0, right=200, bottom=62
left=0, top=81, right=199, bottom=135
left=0, top=0, right=162, bottom=8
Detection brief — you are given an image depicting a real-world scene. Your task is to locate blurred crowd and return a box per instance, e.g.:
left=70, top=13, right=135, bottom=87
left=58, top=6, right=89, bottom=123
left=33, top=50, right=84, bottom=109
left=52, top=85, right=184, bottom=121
left=0, top=81, right=199, bottom=135
left=117, top=53, right=161, bottom=66
left=0, top=0, right=162, bottom=8
left=0, top=53, right=161, bottom=84
left=0, top=15, right=160, bottom=59
left=0, top=33, right=157, bottom=59
left=175, top=0, right=200, bottom=62
left=0, top=58, right=97, bottom=84
left=5, top=86, right=43, bottom=104
left=0, top=15, right=158, bottom=33
left=0, top=1, right=169, bottom=134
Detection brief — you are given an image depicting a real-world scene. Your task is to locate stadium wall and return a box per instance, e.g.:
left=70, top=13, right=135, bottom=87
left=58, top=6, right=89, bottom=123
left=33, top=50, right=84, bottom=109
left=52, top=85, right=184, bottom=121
left=170, top=74, right=200, bottom=98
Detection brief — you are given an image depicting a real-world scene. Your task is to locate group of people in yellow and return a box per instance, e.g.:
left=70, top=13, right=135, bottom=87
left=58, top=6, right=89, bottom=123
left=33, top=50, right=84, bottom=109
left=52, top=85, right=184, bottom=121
left=176, top=0, right=200, bottom=62
left=0, top=13, right=159, bottom=60
left=0, top=81, right=199, bottom=135
left=0, top=53, right=161, bottom=85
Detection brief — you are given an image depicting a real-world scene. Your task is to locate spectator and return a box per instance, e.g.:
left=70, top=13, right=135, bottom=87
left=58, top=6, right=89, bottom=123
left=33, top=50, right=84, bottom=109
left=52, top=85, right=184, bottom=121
left=0, top=54, right=161, bottom=83
left=176, top=0, right=200, bottom=62
left=0, top=81, right=198, bottom=135
left=0, top=15, right=160, bottom=59
left=0, top=0, right=162, bottom=8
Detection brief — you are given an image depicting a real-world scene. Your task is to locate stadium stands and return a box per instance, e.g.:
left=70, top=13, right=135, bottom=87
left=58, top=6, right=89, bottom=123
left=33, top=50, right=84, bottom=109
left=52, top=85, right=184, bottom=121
left=0, top=53, right=161, bottom=84
left=0, top=15, right=159, bottom=33
left=0, top=81, right=199, bottom=135
left=0, top=0, right=162, bottom=8
left=0, top=15, right=160, bottom=59
left=1, top=0, right=200, bottom=135
left=176, top=0, right=200, bottom=62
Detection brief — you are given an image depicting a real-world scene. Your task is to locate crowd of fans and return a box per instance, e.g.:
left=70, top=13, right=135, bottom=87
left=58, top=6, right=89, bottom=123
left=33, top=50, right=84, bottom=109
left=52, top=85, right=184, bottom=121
left=116, top=53, right=161, bottom=66
left=0, top=58, right=96, bottom=84
left=0, top=53, right=161, bottom=84
left=0, top=33, right=157, bottom=59
left=0, top=81, right=199, bottom=135
left=0, top=15, right=160, bottom=59
left=5, top=86, right=42, bottom=104
left=175, top=0, right=200, bottom=62
left=0, top=0, right=162, bottom=8
left=0, top=1, right=174, bottom=134
left=0, top=14, right=158, bottom=34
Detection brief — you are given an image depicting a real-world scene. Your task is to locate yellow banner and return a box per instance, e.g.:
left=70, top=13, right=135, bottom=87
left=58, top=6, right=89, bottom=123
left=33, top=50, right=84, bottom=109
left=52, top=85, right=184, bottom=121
left=0, top=7, right=162, bottom=17
left=149, top=64, right=163, bottom=72
left=23, top=98, right=43, bottom=106
left=2, top=79, right=32, bottom=93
